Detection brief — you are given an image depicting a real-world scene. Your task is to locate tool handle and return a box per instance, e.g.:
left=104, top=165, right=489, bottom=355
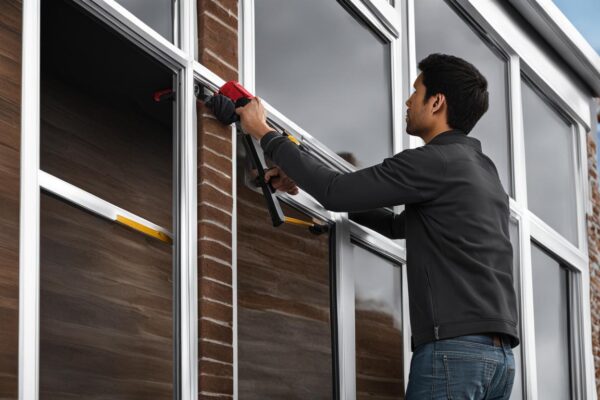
left=242, top=134, right=285, bottom=226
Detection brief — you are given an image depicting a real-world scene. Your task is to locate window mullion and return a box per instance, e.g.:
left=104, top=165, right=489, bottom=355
left=334, top=215, right=356, bottom=400
left=239, top=0, right=255, bottom=94
left=405, top=0, right=425, bottom=150
left=391, top=39, right=405, bottom=155
left=19, top=0, right=42, bottom=398
left=519, top=216, right=539, bottom=400
left=509, top=55, right=528, bottom=206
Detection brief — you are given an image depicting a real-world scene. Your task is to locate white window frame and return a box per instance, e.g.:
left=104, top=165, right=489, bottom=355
left=406, top=1, right=596, bottom=399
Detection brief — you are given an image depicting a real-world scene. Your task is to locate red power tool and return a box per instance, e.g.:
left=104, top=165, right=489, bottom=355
left=205, top=81, right=326, bottom=233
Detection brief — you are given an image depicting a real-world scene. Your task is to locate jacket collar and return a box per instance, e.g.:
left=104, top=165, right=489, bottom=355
left=426, top=129, right=482, bottom=151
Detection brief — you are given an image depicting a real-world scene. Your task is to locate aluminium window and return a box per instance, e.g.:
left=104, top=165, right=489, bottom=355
left=41, top=0, right=174, bottom=228
left=530, top=243, right=574, bottom=400
left=242, top=1, right=406, bottom=398
left=115, top=0, right=176, bottom=43
left=254, top=0, right=393, bottom=168
left=236, top=184, right=336, bottom=399
left=39, top=1, right=178, bottom=397
left=414, top=0, right=513, bottom=195
left=353, top=243, right=404, bottom=398
left=521, top=78, right=579, bottom=246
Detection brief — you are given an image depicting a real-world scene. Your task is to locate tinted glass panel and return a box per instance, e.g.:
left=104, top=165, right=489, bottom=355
left=237, top=185, right=333, bottom=399
left=354, top=245, right=404, bottom=399
left=116, top=0, right=174, bottom=42
left=415, top=0, right=512, bottom=194
left=255, top=0, right=393, bottom=168
left=522, top=81, right=578, bottom=245
left=40, top=194, right=173, bottom=399
left=531, top=244, right=571, bottom=400
left=41, top=0, right=173, bottom=229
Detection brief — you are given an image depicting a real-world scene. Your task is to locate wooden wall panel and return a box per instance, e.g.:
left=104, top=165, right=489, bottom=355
left=41, top=77, right=172, bottom=229
left=0, top=1, right=21, bottom=399
left=40, top=193, right=173, bottom=399
left=237, top=184, right=333, bottom=400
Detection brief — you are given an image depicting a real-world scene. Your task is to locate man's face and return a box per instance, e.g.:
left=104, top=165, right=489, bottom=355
left=405, top=73, right=435, bottom=137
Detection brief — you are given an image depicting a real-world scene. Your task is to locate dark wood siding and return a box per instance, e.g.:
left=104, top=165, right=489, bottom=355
left=0, top=1, right=21, bottom=399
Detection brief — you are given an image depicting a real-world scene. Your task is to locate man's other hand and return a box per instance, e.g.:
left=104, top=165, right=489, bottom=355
left=264, top=166, right=299, bottom=195
left=235, top=97, right=273, bottom=140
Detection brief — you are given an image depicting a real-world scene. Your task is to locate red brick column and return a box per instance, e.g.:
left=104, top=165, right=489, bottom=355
left=587, top=102, right=600, bottom=397
left=197, top=0, right=238, bottom=398
left=0, top=1, right=21, bottom=398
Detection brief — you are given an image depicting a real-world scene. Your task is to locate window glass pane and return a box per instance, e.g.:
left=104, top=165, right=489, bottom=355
left=255, top=0, right=393, bottom=168
left=509, top=220, right=523, bottom=400
left=40, top=194, right=173, bottom=398
left=237, top=185, right=333, bottom=399
left=522, top=81, right=578, bottom=245
left=414, top=0, right=512, bottom=195
left=531, top=243, right=571, bottom=400
left=354, top=245, right=404, bottom=398
left=115, top=0, right=174, bottom=42
left=41, top=0, right=174, bottom=229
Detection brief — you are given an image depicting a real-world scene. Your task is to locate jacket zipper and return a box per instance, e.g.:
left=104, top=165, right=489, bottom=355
left=424, top=268, right=440, bottom=340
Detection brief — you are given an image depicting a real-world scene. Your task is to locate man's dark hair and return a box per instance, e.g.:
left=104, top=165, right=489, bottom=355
left=418, top=53, right=489, bottom=134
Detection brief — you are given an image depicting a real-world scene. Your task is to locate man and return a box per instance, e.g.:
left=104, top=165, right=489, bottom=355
left=236, top=53, right=519, bottom=399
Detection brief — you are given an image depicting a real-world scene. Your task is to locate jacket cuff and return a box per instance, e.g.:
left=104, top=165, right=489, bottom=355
left=260, top=131, right=282, bottom=154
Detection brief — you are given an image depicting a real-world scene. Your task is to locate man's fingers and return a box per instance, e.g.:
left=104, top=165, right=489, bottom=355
left=264, top=168, right=278, bottom=182
left=264, top=167, right=297, bottom=195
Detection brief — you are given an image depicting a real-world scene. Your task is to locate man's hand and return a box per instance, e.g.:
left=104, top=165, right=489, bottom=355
left=264, top=166, right=299, bottom=195
left=235, top=97, right=273, bottom=140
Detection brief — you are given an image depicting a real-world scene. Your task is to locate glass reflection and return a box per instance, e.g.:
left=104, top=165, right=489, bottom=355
left=353, top=244, right=404, bottom=399
left=115, top=0, right=174, bottom=42
left=531, top=244, right=571, bottom=400
left=40, top=194, right=173, bottom=399
left=415, top=0, right=512, bottom=195
left=522, top=80, right=578, bottom=245
left=237, top=184, right=333, bottom=399
left=255, top=0, right=393, bottom=168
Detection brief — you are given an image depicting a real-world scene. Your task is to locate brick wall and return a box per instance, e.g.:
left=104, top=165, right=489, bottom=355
left=589, top=100, right=600, bottom=398
left=197, top=0, right=238, bottom=398
left=0, top=1, right=21, bottom=399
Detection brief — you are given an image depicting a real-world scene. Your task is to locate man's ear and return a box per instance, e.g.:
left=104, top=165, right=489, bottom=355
left=432, top=93, right=446, bottom=113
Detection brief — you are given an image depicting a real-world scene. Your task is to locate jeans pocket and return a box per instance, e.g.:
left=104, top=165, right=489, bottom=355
left=434, top=351, right=497, bottom=400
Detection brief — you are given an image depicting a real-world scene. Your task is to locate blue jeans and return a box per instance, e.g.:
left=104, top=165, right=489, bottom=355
left=405, top=334, right=515, bottom=399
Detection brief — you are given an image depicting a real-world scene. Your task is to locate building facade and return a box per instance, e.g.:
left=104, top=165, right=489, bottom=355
left=0, top=0, right=599, bottom=399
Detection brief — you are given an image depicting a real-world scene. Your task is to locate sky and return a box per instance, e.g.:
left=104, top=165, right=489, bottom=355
left=552, top=0, right=600, bottom=55
left=551, top=0, right=600, bottom=164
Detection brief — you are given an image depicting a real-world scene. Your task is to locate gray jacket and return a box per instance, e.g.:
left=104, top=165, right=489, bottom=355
left=261, top=129, right=520, bottom=351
